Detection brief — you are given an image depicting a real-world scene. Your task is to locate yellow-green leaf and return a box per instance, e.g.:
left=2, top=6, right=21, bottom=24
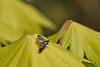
left=0, top=37, right=8, bottom=47
left=49, top=20, right=100, bottom=66
left=0, top=0, right=57, bottom=42
left=0, top=34, right=95, bottom=67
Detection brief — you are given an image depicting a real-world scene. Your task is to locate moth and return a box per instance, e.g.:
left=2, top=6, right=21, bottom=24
left=37, top=35, right=49, bottom=51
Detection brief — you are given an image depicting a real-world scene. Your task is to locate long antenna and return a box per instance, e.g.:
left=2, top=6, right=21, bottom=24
left=48, top=21, right=50, bottom=36
left=41, top=9, right=51, bottom=36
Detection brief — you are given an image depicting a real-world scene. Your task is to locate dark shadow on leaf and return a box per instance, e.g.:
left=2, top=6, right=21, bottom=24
left=82, top=61, right=96, bottom=67
left=67, top=45, right=70, bottom=50
left=0, top=43, right=5, bottom=47
left=57, top=39, right=60, bottom=44
left=84, top=52, right=89, bottom=60
left=83, top=52, right=97, bottom=67
left=0, top=41, right=10, bottom=47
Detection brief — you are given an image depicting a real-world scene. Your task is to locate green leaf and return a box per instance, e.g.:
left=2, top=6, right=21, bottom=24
left=0, top=37, right=8, bottom=47
left=49, top=20, right=100, bottom=66
left=0, top=34, right=95, bottom=67
left=0, top=0, right=57, bottom=42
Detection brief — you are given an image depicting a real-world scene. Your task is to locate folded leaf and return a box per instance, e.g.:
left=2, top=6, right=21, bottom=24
left=0, top=0, right=57, bottom=42
left=49, top=20, right=100, bottom=66
left=0, top=34, right=95, bottom=67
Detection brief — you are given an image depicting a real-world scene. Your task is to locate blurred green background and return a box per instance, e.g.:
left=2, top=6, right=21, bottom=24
left=26, top=0, right=100, bottom=32
left=0, top=0, right=100, bottom=46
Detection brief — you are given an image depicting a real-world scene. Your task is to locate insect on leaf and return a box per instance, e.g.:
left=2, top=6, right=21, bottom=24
left=0, top=34, right=96, bottom=67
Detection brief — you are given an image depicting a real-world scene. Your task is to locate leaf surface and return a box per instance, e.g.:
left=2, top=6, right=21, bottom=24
left=0, top=34, right=95, bottom=67
left=49, top=20, right=100, bottom=66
